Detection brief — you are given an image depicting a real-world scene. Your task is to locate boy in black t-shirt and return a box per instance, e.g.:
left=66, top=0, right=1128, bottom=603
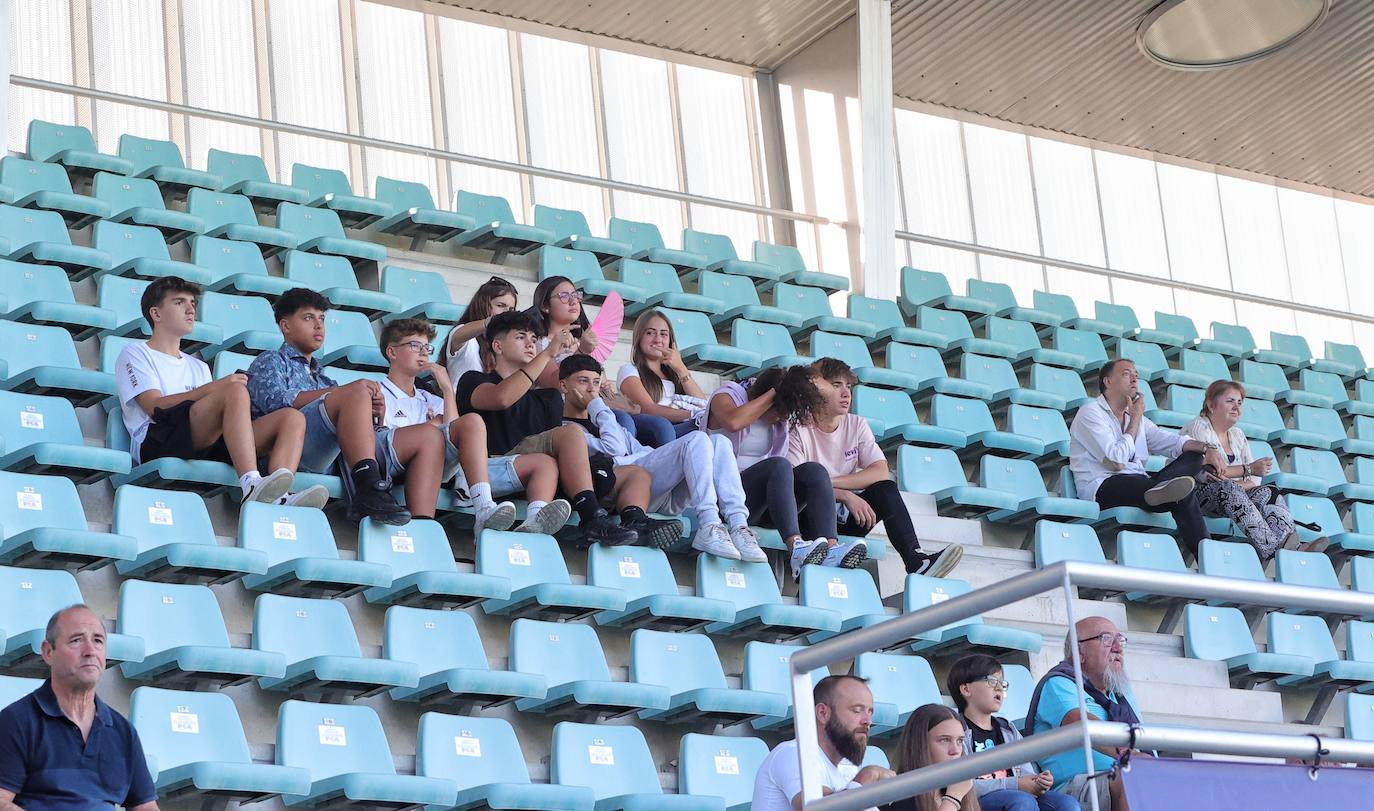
left=456, top=310, right=636, bottom=546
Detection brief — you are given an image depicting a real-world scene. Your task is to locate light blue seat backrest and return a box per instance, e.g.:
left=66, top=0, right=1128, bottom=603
left=697, top=556, right=784, bottom=614
left=0, top=565, right=84, bottom=634
left=730, top=319, right=796, bottom=359
left=618, top=260, right=683, bottom=295
left=607, top=218, right=668, bottom=252
left=1165, top=385, right=1205, bottom=414
left=0, top=393, right=86, bottom=455
left=552, top=722, right=661, bottom=800
left=1033, top=291, right=1080, bottom=321
left=1052, top=328, right=1108, bottom=367
left=382, top=266, right=454, bottom=308
left=629, top=630, right=727, bottom=692
left=700, top=271, right=763, bottom=307
left=901, top=267, right=955, bottom=306
left=200, top=291, right=276, bottom=335
left=1008, top=405, right=1070, bottom=448
left=0, top=320, right=81, bottom=373
left=540, top=245, right=604, bottom=285
left=741, top=641, right=824, bottom=695
left=1155, top=313, right=1200, bottom=342
left=284, top=250, right=360, bottom=290
left=847, top=295, right=905, bottom=331
left=213, top=351, right=258, bottom=379
left=1116, top=531, right=1187, bottom=572
left=455, top=190, right=518, bottom=224
left=119, top=579, right=230, bottom=654
left=1293, top=405, right=1348, bottom=441
left=658, top=308, right=717, bottom=349
left=130, top=687, right=254, bottom=772
left=0, top=259, right=78, bottom=306
left=207, top=149, right=272, bottom=185
left=509, top=619, right=610, bottom=685
left=1268, top=612, right=1338, bottom=661
left=27, top=120, right=99, bottom=162
left=799, top=566, right=885, bottom=622
left=1303, top=370, right=1349, bottom=403
left=679, top=733, right=770, bottom=808
left=98, top=274, right=152, bottom=326
left=1354, top=457, right=1374, bottom=486
left=979, top=456, right=1048, bottom=498
left=101, top=336, right=139, bottom=375
left=2, top=156, right=77, bottom=194
left=1095, top=302, right=1143, bottom=333
left=477, top=531, right=571, bottom=590
left=375, top=177, right=438, bottom=211
left=532, top=205, right=593, bottom=240
left=114, top=484, right=216, bottom=555
left=191, top=235, right=269, bottom=280
left=254, top=594, right=361, bottom=663
left=1196, top=539, right=1265, bottom=581
left=986, top=318, right=1041, bottom=354
left=773, top=282, right=832, bottom=319
left=93, top=220, right=173, bottom=263
left=1117, top=339, right=1166, bottom=377
left=917, top=306, right=975, bottom=342
left=0, top=205, right=70, bottom=245
left=887, top=343, right=948, bottom=383
left=1182, top=605, right=1256, bottom=659
left=321, top=310, right=378, bottom=352
left=1211, top=323, right=1257, bottom=354
left=1291, top=449, right=1346, bottom=487
left=238, top=502, right=341, bottom=568
left=1274, top=549, right=1340, bottom=590
left=753, top=241, right=808, bottom=275
left=682, top=229, right=740, bottom=263
left=931, top=394, right=997, bottom=434
left=358, top=518, right=456, bottom=579
left=586, top=543, right=678, bottom=603
left=1249, top=440, right=1278, bottom=467
left=1180, top=350, right=1229, bottom=380
left=291, top=164, right=354, bottom=197
left=277, top=700, right=396, bottom=780
left=811, top=332, right=873, bottom=369
left=1270, top=332, right=1314, bottom=364
left=967, top=279, right=1017, bottom=311
left=383, top=606, right=490, bottom=676
left=187, top=189, right=259, bottom=231
left=1243, top=399, right=1286, bottom=432
left=277, top=202, right=345, bottom=242
left=853, top=385, right=919, bottom=429
left=897, top=446, right=967, bottom=493
left=1347, top=621, right=1374, bottom=664
left=1353, top=503, right=1374, bottom=535
left=418, top=714, right=531, bottom=789
left=119, top=135, right=190, bottom=174
left=1240, top=361, right=1289, bottom=394
left=1328, top=342, right=1367, bottom=372
left=853, top=651, right=940, bottom=714
left=961, top=353, right=1019, bottom=391
left=92, top=171, right=165, bottom=210
left=902, top=574, right=979, bottom=632
left=1287, top=495, right=1344, bottom=538
left=1033, top=520, right=1106, bottom=565
left=1348, top=694, right=1374, bottom=741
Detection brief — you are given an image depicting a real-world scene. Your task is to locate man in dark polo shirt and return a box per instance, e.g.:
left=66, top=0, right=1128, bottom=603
left=0, top=605, right=158, bottom=811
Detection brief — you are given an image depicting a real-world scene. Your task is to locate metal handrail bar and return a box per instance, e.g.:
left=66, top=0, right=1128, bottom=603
left=10, top=75, right=830, bottom=226
left=896, top=227, right=1374, bottom=326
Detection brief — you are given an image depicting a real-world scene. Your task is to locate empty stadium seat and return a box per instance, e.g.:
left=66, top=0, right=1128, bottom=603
left=618, top=259, right=723, bottom=316
left=188, top=188, right=298, bottom=258
left=1049, top=327, right=1109, bottom=373
left=478, top=530, right=624, bottom=621
left=452, top=191, right=555, bottom=261
left=93, top=172, right=204, bottom=243
left=277, top=203, right=386, bottom=267
left=730, top=319, right=813, bottom=374
left=0, top=204, right=110, bottom=280
left=1095, top=302, right=1189, bottom=350
left=539, top=245, right=644, bottom=305
left=254, top=594, right=417, bottom=698
left=682, top=229, right=780, bottom=286
left=1274, top=549, right=1342, bottom=595
left=985, top=317, right=1083, bottom=369
left=885, top=343, right=991, bottom=401
left=853, top=385, right=963, bottom=450
left=374, top=177, right=475, bottom=246
left=1238, top=361, right=1306, bottom=404
left=27, top=120, right=135, bottom=178
left=1182, top=604, right=1312, bottom=688
left=966, top=280, right=1061, bottom=329
left=983, top=458, right=1098, bottom=524
left=810, top=331, right=921, bottom=392
left=187, top=236, right=291, bottom=298
left=772, top=283, right=875, bottom=338
left=657, top=307, right=757, bottom=376
left=679, top=733, right=771, bottom=811
left=207, top=149, right=309, bottom=211
left=283, top=250, right=399, bottom=319
left=701, top=271, right=801, bottom=328
left=739, top=641, right=826, bottom=732
left=1347, top=693, right=1374, bottom=742
left=1033, top=520, right=1112, bottom=583
left=317, top=309, right=387, bottom=369
left=1154, top=312, right=1242, bottom=357
left=1288, top=495, right=1374, bottom=554
left=1028, top=292, right=1117, bottom=336
left=1269, top=613, right=1374, bottom=724
left=552, top=721, right=718, bottom=811
left=92, top=220, right=211, bottom=285
left=798, top=565, right=894, bottom=641
left=961, top=353, right=1065, bottom=410
left=534, top=204, right=631, bottom=266
left=900, top=267, right=997, bottom=319
left=509, top=619, right=668, bottom=718
left=1006, top=404, right=1072, bottom=461
left=113, top=484, right=265, bottom=584
left=608, top=218, right=707, bottom=277
left=1269, top=331, right=1318, bottom=371
left=1209, top=322, right=1274, bottom=366
left=1, top=260, right=114, bottom=340
left=631, top=629, right=786, bottom=725
left=917, top=306, right=1017, bottom=361
left=197, top=290, right=283, bottom=360
left=358, top=518, right=508, bottom=610
left=1323, top=342, right=1370, bottom=380
left=5, top=449, right=134, bottom=563
left=1116, top=531, right=1190, bottom=615
left=1296, top=370, right=1347, bottom=411
left=853, top=651, right=941, bottom=736
left=846, top=295, right=948, bottom=350
left=238, top=502, right=391, bottom=598
left=896, top=446, right=1018, bottom=517
left=1147, top=385, right=1204, bottom=429
left=119, top=135, right=222, bottom=197
left=1196, top=539, right=1266, bottom=607
left=275, top=699, right=453, bottom=808
left=1, top=156, right=110, bottom=227
left=381, top=265, right=465, bottom=324
left=587, top=543, right=734, bottom=632
left=385, top=605, right=544, bottom=710
left=930, top=394, right=1045, bottom=460
left=0, top=565, right=142, bottom=673
left=291, top=163, right=389, bottom=229
left=416, top=713, right=594, bottom=811
left=904, top=574, right=1042, bottom=656
left=0, top=320, right=114, bottom=407
left=697, top=555, right=840, bottom=641
left=754, top=240, right=847, bottom=292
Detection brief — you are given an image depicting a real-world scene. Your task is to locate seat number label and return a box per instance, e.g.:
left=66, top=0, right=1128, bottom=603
left=618, top=560, right=640, bottom=579
left=273, top=521, right=296, bottom=541
left=455, top=736, right=481, bottom=757
left=20, top=411, right=43, bottom=430
left=170, top=711, right=199, bottom=734
left=16, top=491, right=41, bottom=511
left=725, top=572, right=746, bottom=589
left=930, top=592, right=948, bottom=605
left=588, top=745, right=615, bottom=765
left=508, top=548, right=531, bottom=566
left=391, top=534, right=414, bottom=553
left=318, top=724, right=347, bottom=746
left=714, top=755, right=739, bottom=775
left=828, top=581, right=849, bottom=599
left=148, top=506, right=174, bottom=526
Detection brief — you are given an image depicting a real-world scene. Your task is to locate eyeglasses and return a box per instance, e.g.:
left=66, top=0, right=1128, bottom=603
left=392, top=341, right=434, bottom=355
left=976, top=677, right=1010, bottom=690
left=552, top=290, right=585, bottom=304
left=1078, top=632, right=1128, bottom=647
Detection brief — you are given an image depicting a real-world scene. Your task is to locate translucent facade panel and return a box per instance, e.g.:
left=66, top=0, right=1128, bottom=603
left=910, top=243, right=977, bottom=294
left=677, top=64, right=760, bottom=248
left=895, top=109, right=973, bottom=243
left=1294, top=311, right=1354, bottom=351
left=777, top=84, right=819, bottom=270
left=1094, top=151, right=1169, bottom=279
left=1218, top=176, right=1289, bottom=302
left=1109, top=278, right=1175, bottom=328
left=1029, top=137, right=1105, bottom=267
left=1352, top=323, right=1374, bottom=358
left=978, top=257, right=1043, bottom=305
left=182, top=0, right=261, bottom=164
left=8, top=0, right=75, bottom=152
left=1233, top=300, right=1297, bottom=344
left=356, top=2, right=437, bottom=193
left=90, top=0, right=169, bottom=150
left=437, top=18, right=524, bottom=210
left=963, top=124, right=1039, bottom=254
left=269, top=0, right=349, bottom=180
left=1172, top=289, right=1238, bottom=335
left=1157, top=163, right=1230, bottom=288
left=1045, top=267, right=1112, bottom=319
left=1278, top=188, right=1346, bottom=312
left=1337, top=200, right=1374, bottom=318
left=600, top=50, right=680, bottom=236
left=804, top=88, right=850, bottom=279
left=521, top=34, right=604, bottom=225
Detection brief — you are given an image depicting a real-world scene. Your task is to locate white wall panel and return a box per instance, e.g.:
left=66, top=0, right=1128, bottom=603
left=182, top=0, right=261, bottom=164
left=521, top=33, right=603, bottom=225
left=600, top=49, right=680, bottom=236
left=1218, top=175, right=1289, bottom=302
left=1337, top=199, right=1374, bottom=318
left=1030, top=137, right=1105, bottom=267
left=8, top=0, right=75, bottom=152
left=269, top=0, right=350, bottom=180
left=676, top=63, right=759, bottom=249
left=1157, top=163, right=1229, bottom=288
left=1278, top=188, right=1346, bottom=312
left=90, top=0, right=169, bottom=150
left=355, top=1, right=437, bottom=194
left=894, top=109, right=977, bottom=285
left=1095, top=150, right=1169, bottom=279
left=437, top=17, right=524, bottom=209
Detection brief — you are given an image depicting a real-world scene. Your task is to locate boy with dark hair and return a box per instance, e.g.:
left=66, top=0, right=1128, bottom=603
left=456, top=310, right=635, bottom=545
left=789, top=358, right=962, bottom=578
left=560, top=353, right=765, bottom=559
left=947, top=654, right=1077, bottom=811
left=247, top=287, right=409, bottom=524
left=115, top=276, right=326, bottom=507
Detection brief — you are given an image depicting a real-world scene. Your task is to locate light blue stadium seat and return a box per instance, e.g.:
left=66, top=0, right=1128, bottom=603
left=118, top=579, right=283, bottom=687
left=811, top=331, right=921, bottom=392
left=1269, top=613, right=1374, bottom=716
left=984, top=458, right=1098, bottom=524
left=381, top=265, right=464, bottom=324
left=275, top=699, right=452, bottom=808
left=27, top=119, right=135, bottom=178
left=385, top=605, right=544, bottom=710
left=1028, top=364, right=1092, bottom=415
left=254, top=594, right=417, bottom=698
left=1094, top=302, right=1189, bottom=350
left=608, top=218, right=707, bottom=277
left=1353, top=417, right=1374, bottom=457
left=539, top=245, right=644, bottom=305
left=679, top=733, right=770, bottom=811
left=1049, top=327, right=1109, bottom=373
left=374, top=177, right=475, bottom=246
left=1323, top=342, right=1370, bottom=381
left=1274, top=549, right=1341, bottom=594
left=1196, top=539, right=1267, bottom=605
left=277, top=202, right=386, bottom=267
left=1288, top=495, right=1374, bottom=554
left=417, top=713, right=594, bottom=811
left=657, top=307, right=757, bottom=376
left=0, top=320, right=114, bottom=407
left=772, top=283, right=875, bottom=339
left=899, top=267, right=998, bottom=319
left=740, top=641, right=825, bottom=732
left=316, top=308, right=387, bottom=370
left=197, top=290, right=282, bottom=360
left=1153, top=312, right=1241, bottom=357
left=700, top=271, right=801, bottom=329
left=1147, top=385, right=1205, bottom=429
left=754, top=241, right=847, bottom=292
left=191, top=235, right=294, bottom=298
left=104, top=403, right=245, bottom=495
left=930, top=394, right=1046, bottom=460
left=554, top=722, right=720, bottom=811
left=587, top=543, right=734, bottom=632
left=0, top=393, right=130, bottom=482
left=1058, top=467, right=1176, bottom=535
left=986, top=318, right=1083, bottom=369
left=1117, top=531, right=1190, bottom=605
left=853, top=651, right=942, bottom=737
left=118, top=135, right=222, bottom=198
left=798, top=566, right=895, bottom=641
left=960, top=353, right=1065, bottom=410
left=617, top=260, right=723, bottom=316
left=997, top=663, right=1035, bottom=728
left=1, top=155, right=110, bottom=227
left=0, top=565, right=142, bottom=674
left=0, top=675, right=42, bottom=709
left=207, top=148, right=309, bottom=211
left=1238, top=398, right=1325, bottom=447
left=846, top=295, right=949, bottom=350
left=1, top=260, right=114, bottom=341
left=510, top=619, right=669, bottom=718
left=0, top=204, right=110, bottom=280
left=92, top=220, right=211, bottom=285
left=682, top=229, right=780, bottom=287
left=1033, top=518, right=1110, bottom=568
left=131, top=686, right=309, bottom=805
left=1238, top=360, right=1309, bottom=404
left=452, top=190, right=555, bottom=261
left=896, top=445, right=1018, bottom=517
left=238, top=502, right=391, bottom=598
left=478, top=530, right=624, bottom=621
left=1210, top=322, right=1268, bottom=364
left=1293, top=405, right=1367, bottom=453
left=697, top=555, right=840, bottom=641
left=1175, top=349, right=1231, bottom=386
left=290, top=163, right=389, bottom=229
left=730, top=319, right=813, bottom=375
left=283, top=250, right=399, bottom=319
left=1339, top=378, right=1374, bottom=418
left=853, top=385, right=963, bottom=450
left=96, top=275, right=220, bottom=349
left=886, top=343, right=993, bottom=402
left=93, top=172, right=203, bottom=243
left=631, top=629, right=786, bottom=725
left=1032, top=291, right=1123, bottom=338
left=917, top=306, right=1018, bottom=361
left=534, top=204, right=630, bottom=266
left=1347, top=693, right=1374, bottom=741
left=903, top=574, right=1043, bottom=656
left=188, top=188, right=299, bottom=258
left=1269, top=331, right=1316, bottom=372
left=1114, top=339, right=1169, bottom=385
left=967, top=280, right=1062, bottom=329
left=1296, top=370, right=1346, bottom=411
left=1264, top=446, right=1331, bottom=496
left=1182, top=604, right=1313, bottom=688
left=114, top=484, right=265, bottom=584
left=358, top=518, right=509, bottom=610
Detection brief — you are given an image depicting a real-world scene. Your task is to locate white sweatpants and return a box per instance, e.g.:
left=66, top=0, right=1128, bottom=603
left=637, top=432, right=749, bottom=528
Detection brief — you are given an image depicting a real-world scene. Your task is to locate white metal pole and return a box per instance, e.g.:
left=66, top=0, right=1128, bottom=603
left=858, top=0, right=897, bottom=299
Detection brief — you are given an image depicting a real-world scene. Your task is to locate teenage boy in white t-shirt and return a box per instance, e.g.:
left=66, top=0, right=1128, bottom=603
left=114, top=276, right=326, bottom=507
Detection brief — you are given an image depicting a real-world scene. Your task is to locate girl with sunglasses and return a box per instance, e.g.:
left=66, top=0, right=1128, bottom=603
left=444, top=275, right=519, bottom=382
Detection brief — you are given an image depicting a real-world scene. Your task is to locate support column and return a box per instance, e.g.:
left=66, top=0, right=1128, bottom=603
left=754, top=69, right=796, bottom=245
left=0, top=0, right=12, bottom=146
left=858, top=0, right=896, bottom=298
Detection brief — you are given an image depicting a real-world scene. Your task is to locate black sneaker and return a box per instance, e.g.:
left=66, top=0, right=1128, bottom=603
left=347, top=482, right=411, bottom=526
left=909, top=544, right=964, bottom=579
left=622, top=514, right=684, bottom=549
left=579, top=511, right=638, bottom=546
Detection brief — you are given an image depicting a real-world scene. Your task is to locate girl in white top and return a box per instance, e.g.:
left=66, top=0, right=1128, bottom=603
left=617, top=309, right=707, bottom=440
left=443, top=276, right=519, bottom=383
left=529, top=275, right=597, bottom=389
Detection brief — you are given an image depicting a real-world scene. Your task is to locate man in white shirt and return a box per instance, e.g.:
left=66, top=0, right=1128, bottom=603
left=115, top=276, right=326, bottom=507
left=1068, top=359, right=1223, bottom=557
left=752, top=675, right=894, bottom=811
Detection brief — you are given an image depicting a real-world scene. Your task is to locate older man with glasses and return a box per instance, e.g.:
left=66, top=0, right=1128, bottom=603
left=1025, top=616, right=1144, bottom=811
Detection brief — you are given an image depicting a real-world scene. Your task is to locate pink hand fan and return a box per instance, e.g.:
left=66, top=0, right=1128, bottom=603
left=587, top=291, right=624, bottom=363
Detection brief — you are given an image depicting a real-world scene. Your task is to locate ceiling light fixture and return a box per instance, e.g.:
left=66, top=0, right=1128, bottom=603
left=1137, top=0, right=1329, bottom=71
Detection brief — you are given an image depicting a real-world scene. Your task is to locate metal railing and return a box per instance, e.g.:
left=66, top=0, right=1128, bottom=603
left=790, top=560, right=1374, bottom=811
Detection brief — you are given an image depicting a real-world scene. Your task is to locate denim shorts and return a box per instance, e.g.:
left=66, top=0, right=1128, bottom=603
left=300, top=398, right=342, bottom=474
left=375, top=425, right=462, bottom=483
left=450, top=455, right=525, bottom=505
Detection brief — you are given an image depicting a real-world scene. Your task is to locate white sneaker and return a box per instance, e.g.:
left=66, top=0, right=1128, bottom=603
left=244, top=468, right=294, bottom=504
left=515, top=499, right=572, bottom=535
left=729, top=526, right=768, bottom=563
left=692, top=522, right=741, bottom=560
left=789, top=538, right=830, bottom=581
left=474, top=501, right=517, bottom=536
left=1143, top=476, right=1195, bottom=507
left=277, top=485, right=329, bottom=509
left=823, top=539, right=868, bottom=569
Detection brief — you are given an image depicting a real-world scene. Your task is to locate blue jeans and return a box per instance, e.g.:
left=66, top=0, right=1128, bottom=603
left=620, top=411, right=674, bottom=448
left=979, top=789, right=1080, bottom=811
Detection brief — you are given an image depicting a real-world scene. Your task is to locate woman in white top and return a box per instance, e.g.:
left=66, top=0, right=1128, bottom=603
left=1180, top=379, right=1298, bottom=561
left=443, top=275, right=518, bottom=382
left=617, top=310, right=706, bottom=444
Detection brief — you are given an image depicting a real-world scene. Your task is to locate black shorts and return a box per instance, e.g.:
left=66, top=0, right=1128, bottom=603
left=139, top=400, right=232, bottom=464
